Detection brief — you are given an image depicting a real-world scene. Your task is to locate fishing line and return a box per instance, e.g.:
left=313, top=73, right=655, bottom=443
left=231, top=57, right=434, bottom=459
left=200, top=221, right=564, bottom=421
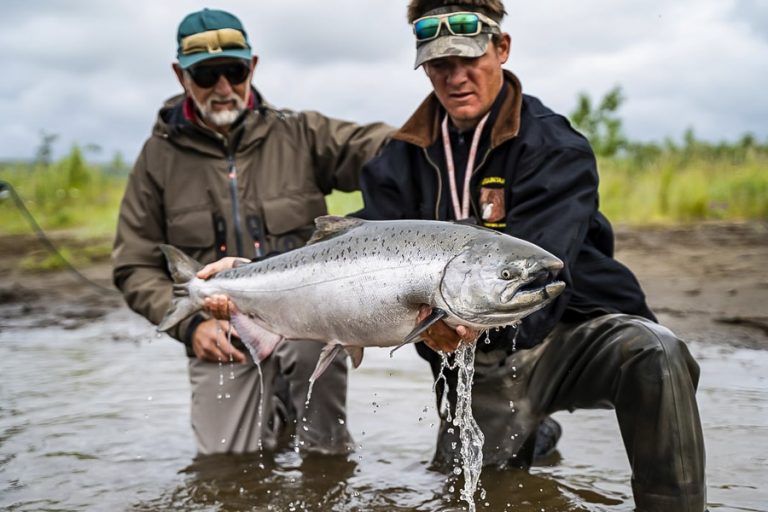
left=0, top=179, right=118, bottom=295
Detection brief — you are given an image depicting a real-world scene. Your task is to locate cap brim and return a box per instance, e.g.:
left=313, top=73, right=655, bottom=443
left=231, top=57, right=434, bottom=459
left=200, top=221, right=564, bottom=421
left=414, top=33, right=491, bottom=69
left=178, top=48, right=252, bottom=69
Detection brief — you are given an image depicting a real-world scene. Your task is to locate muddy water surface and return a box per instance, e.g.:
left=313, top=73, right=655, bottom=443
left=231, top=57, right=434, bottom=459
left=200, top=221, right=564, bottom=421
left=0, top=305, right=766, bottom=511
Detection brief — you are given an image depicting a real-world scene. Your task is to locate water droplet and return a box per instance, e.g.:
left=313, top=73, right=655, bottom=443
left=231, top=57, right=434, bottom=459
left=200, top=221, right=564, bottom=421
left=146, top=396, right=153, bottom=401
left=453, top=467, right=462, bottom=475
left=220, top=438, right=226, bottom=444
left=338, top=418, right=345, bottom=425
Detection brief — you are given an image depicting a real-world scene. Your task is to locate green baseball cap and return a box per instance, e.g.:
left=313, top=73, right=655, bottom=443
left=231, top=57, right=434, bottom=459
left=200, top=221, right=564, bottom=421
left=176, top=8, right=252, bottom=69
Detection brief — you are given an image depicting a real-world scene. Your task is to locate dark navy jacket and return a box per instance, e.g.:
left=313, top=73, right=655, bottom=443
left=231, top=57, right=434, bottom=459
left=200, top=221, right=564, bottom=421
left=358, top=70, right=655, bottom=352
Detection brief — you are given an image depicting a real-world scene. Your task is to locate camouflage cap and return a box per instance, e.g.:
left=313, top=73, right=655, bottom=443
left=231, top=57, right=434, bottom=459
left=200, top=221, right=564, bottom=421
left=412, top=6, right=501, bottom=69
left=414, top=33, right=493, bottom=69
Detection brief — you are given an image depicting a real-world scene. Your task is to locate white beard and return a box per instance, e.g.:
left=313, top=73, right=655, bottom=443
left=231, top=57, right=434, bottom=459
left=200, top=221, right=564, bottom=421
left=205, top=108, right=241, bottom=127
left=193, top=93, right=247, bottom=128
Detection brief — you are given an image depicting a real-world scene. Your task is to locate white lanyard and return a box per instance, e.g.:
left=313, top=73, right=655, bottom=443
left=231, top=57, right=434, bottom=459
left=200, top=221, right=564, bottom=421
left=441, top=112, right=491, bottom=220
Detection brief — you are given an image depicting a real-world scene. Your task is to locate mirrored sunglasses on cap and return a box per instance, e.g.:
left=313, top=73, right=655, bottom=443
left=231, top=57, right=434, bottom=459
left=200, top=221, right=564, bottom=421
left=412, top=11, right=500, bottom=42
left=187, top=61, right=251, bottom=88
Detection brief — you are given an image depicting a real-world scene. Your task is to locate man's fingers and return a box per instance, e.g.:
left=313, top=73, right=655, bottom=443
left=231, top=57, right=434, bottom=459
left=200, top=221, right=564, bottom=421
left=193, top=318, right=246, bottom=363
left=218, top=341, right=247, bottom=363
left=204, top=295, right=234, bottom=319
left=196, top=263, right=220, bottom=280
left=213, top=321, right=246, bottom=363
left=456, top=325, right=481, bottom=343
left=196, top=257, right=249, bottom=279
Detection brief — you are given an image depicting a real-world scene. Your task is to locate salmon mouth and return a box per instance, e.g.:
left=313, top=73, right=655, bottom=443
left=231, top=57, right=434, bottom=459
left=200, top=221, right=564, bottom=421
left=500, top=270, right=565, bottom=309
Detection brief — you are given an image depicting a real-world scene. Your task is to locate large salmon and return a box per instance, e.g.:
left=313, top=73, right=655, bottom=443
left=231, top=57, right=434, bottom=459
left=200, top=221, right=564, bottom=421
left=158, top=216, right=564, bottom=380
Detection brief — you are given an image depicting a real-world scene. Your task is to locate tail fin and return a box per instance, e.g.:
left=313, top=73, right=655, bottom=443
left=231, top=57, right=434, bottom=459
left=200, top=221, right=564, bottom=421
left=157, top=244, right=204, bottom=332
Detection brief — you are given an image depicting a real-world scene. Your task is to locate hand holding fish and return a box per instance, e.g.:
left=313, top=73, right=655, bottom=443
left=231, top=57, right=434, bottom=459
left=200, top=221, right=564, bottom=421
left=416, top=305, right=480, bottom=353
left=191, top=318, right=246, bottom=364
left=197, top=257, right=250, bottom=280
left=198, top=259, right=246, bottom=320
left=203, top=295, right=236, bottom=320
left=159, top=217, right=565, bottom=381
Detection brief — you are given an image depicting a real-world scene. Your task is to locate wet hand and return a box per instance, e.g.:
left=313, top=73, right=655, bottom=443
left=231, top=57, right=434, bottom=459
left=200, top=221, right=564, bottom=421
left=192, top=318, right=246, bottom=364
left=196, top=257, right=249, bottom=280
left=416, top=305, right=480, bottom=354
left=203, top=294, right=236, bottom=320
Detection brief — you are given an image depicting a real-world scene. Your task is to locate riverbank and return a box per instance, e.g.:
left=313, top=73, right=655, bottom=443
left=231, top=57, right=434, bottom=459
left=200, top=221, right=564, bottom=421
left=1, top=222, right=767, bottom=349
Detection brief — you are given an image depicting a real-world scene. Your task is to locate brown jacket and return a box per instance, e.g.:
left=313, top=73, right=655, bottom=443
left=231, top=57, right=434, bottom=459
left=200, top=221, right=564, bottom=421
left=113, top=90, right=392, bottom=345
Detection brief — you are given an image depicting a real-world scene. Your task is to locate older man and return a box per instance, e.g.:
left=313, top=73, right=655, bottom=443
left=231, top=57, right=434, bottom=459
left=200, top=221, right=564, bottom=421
left=112, top=8, right=391, bottom=457
left=358, top=1, right=707, bottom=510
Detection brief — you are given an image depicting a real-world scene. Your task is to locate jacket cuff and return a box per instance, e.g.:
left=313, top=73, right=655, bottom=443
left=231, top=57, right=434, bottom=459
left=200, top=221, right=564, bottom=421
left=182, top=314, right=207, bottom=354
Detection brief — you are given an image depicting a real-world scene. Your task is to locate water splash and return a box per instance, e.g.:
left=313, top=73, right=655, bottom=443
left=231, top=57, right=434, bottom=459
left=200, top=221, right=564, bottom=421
left=439, top=340, right=484, bottom=512
left=453, top=343, right=484, bottom=512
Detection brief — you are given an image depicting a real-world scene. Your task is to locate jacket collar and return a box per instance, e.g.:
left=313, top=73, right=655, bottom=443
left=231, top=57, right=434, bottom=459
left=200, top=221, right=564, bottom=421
left=154, top=87, right=280, bottom=154
left=393, top=69, right=523, bottom=149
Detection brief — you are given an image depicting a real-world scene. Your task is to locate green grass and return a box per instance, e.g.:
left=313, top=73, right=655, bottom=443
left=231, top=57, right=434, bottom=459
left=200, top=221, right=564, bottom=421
left=0, top=147, right=125, bottom=238
left=2, top=146, right=766, bottom=270
left=598, top=153, right=768, bottom=225
left=326, top=190, right=364, bottom=216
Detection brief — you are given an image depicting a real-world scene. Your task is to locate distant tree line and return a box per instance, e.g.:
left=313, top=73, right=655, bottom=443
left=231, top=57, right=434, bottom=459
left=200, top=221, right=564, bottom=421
left=569, top=86, right=768, bottom=169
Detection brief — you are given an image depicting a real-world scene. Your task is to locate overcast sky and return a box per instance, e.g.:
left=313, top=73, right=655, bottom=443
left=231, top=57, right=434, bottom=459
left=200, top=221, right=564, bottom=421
left=1, top=0, right=766, bottom=161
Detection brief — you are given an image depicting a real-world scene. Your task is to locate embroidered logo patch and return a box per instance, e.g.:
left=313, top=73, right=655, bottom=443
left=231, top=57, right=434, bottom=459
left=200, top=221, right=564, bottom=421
left=479, top=177, right=506, bottom=226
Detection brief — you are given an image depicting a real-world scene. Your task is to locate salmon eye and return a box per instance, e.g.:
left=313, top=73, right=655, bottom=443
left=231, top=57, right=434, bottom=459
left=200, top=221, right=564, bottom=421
left=500, top=268, right=513, bottom=280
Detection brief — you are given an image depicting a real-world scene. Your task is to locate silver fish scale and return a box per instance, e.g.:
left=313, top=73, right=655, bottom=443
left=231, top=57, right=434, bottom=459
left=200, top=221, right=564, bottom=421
left=183, top=218, right=563, bottom=350
left=193, top=221, right=481, bottom=346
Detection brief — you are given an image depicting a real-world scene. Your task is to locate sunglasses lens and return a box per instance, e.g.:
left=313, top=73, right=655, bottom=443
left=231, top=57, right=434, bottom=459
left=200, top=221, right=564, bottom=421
left=189, top=67, right=218, bottom=88
left=447, top=13, right=480, bottom=35
left=414, top=18, right=441, bottom=41
left=224, top=63, right=250, bottom=85
left=189, top=62, right=250, bottom=88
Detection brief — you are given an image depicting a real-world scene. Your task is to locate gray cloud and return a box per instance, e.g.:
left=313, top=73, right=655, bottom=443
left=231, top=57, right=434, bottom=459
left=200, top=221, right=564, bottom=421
left=732, top=0, right=768, bottom=43
left=0, top=0, right=765, bottom=161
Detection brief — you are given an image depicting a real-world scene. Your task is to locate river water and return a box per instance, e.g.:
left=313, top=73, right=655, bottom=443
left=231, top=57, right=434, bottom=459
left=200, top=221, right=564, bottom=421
left=0, top=305, right=766, bottom=511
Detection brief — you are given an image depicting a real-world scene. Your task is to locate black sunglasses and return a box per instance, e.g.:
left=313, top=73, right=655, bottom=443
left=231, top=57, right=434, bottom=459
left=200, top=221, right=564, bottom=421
left=188, top=61, right=251, bottom=88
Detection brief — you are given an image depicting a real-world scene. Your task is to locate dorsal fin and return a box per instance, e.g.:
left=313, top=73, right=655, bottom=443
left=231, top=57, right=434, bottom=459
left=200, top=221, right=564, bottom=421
left=306, top=216, right=365, bottom=245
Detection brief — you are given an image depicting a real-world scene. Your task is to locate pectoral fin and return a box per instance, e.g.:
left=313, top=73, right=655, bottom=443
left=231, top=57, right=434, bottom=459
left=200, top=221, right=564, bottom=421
left=344, top=346, right=364, bottom=369
left=390, top=307, right=448, bottom=357
left=310, top=344, right=344, bottom=383
left=230, top=310, right=283, bottom=364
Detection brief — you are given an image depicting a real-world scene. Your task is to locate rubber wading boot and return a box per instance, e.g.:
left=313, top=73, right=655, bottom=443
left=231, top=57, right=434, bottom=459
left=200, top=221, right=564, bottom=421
left=532, top=416, right=562, bottom=461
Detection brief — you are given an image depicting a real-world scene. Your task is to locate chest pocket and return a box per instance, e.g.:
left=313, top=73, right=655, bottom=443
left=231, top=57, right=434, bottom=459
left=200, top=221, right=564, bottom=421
left=166, top=204, right=215, bottom=249
left=261, top=192, right=327, bottom=253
